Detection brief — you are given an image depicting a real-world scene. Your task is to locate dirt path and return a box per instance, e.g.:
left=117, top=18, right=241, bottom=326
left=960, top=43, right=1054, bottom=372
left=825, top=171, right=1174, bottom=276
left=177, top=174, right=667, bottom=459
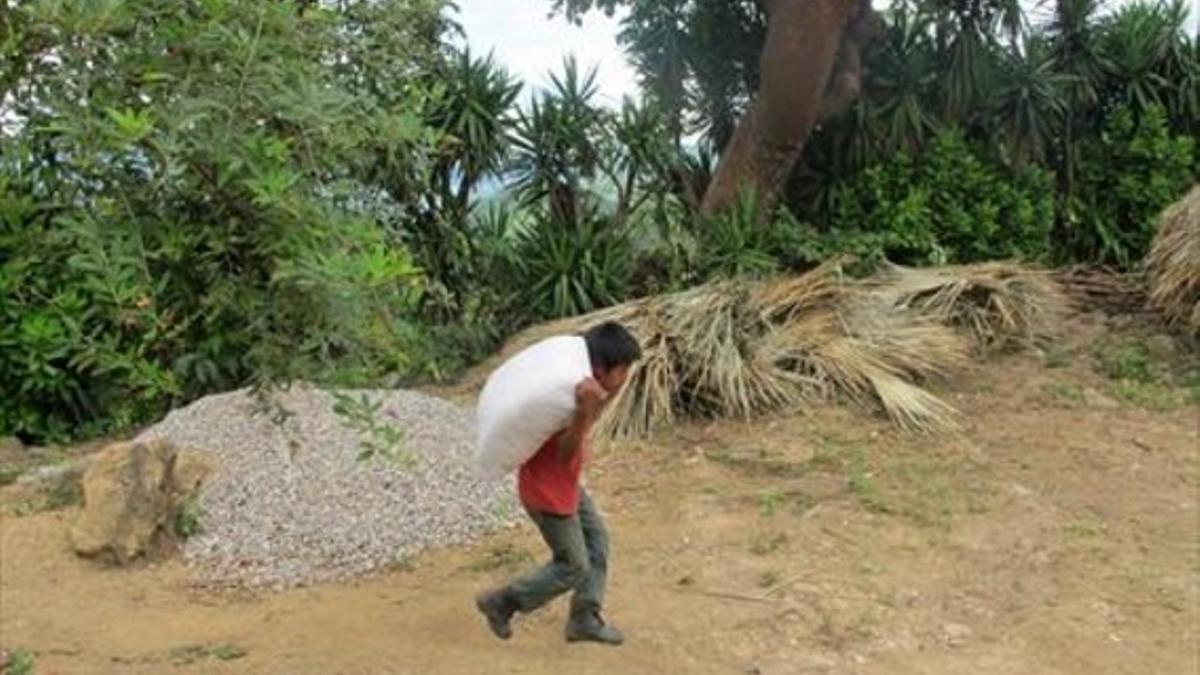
left=2, top=320, right=1198, bottom=674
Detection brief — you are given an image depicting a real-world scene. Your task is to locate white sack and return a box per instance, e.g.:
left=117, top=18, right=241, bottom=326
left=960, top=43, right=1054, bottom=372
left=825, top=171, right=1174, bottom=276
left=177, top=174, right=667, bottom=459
left=475, top=335, right=592, bottom=479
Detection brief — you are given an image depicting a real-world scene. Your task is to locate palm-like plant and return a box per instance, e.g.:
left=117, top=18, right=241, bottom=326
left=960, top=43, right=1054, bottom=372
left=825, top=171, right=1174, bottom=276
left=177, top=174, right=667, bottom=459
left=1040, top=0, right=1108, bottom=205
left=672, top=140, right=715, bottom=215
left=427, top=50, right=522, bottom=215
left=509, top=58, right=604, bottom=226
left=1098, top=0, right=1182, bottom=115
left=402, top=49, right=520, bottom=316
left=867, top=4, right=941, bottom=154
left=929, top=0, right=1026, bottom=122
left=1155, top=0, right=1198, bottom=133
left=513, top=202, right=633, bottom=319
left=1044, top=0, right=1107, bottom=109
left=1172, top=38, right=1199, bottom=135
left=699, top=190, right=782, bottom=279
left=988, top=35, right=1071, bottom=166
left=601, top=96, right=676, bottom=226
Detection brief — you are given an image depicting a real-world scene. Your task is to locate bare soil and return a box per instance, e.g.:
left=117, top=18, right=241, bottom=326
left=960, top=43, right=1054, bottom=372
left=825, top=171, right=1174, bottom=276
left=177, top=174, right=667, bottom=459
left=2, top=315, right=1197, bottom=674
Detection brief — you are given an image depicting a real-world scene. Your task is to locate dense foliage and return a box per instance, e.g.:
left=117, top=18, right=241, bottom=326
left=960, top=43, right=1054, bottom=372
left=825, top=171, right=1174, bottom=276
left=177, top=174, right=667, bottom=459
left=1, top=0, right=1196, bottom=442
left=1, top=0, right=448, bottom=440
left=828, top=129, right=1057, bottom=265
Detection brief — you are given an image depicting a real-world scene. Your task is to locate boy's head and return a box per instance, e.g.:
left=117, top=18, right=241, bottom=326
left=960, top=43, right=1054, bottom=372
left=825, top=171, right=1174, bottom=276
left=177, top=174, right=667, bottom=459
left=582, top=321, right=641, bottom=394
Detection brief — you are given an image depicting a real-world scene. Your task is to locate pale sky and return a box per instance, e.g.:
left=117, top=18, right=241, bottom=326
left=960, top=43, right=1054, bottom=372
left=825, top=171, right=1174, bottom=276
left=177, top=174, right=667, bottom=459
left=453, top=1, right=637, bottom=107
left=454, top=0, right=1198, bottom=106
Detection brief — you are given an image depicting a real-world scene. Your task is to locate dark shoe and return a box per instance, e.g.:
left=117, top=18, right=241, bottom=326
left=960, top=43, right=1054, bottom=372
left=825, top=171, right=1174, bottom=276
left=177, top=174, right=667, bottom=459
left=475, top=590, right=516, bottom=640
left=565, top=610, right=624, bottom=645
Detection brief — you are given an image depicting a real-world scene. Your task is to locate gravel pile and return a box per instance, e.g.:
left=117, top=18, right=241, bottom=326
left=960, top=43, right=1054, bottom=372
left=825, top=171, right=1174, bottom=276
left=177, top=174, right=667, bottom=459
left=137, top=384, right=517, bottom=589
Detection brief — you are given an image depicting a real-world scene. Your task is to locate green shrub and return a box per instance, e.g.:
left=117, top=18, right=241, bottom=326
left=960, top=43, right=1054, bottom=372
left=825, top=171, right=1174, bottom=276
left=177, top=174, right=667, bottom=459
left=174, top=498, right=205, bottom=540
left=1095, top=341, right=1157, bottom=382
left=4, top=648, right=35, bottom=675
left=828, top=129, right=1055, bottom=265
left=0, top=0, right=443, bottom=443
left=1070, top=105, right=1195, bottom=267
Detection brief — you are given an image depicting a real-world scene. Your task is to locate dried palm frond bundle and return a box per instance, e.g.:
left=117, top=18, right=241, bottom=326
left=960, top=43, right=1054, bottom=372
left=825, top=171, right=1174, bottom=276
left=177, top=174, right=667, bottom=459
left=1147, top=185, right=1200, bottom=336
left=506, top=262, right=968, bottom=439
left=1053, top=265, right=1148, bottom=317
left=866, top=261, right=1069, bottom=353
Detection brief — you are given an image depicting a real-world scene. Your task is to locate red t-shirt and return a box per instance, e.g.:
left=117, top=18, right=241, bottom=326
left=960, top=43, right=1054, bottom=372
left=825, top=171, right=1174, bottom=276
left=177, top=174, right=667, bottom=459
left=518, top=433, right=585, bottom=516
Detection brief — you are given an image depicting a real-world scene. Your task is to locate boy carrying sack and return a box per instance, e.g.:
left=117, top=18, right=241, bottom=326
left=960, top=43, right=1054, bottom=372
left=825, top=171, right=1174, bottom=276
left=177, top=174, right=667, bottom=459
left=474, top=321, right=641, bottom=645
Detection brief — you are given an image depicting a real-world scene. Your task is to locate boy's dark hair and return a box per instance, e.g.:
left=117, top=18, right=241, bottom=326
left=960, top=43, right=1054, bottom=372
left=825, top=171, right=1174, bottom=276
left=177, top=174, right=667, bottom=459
left=583, top=321, right=641, bottom=371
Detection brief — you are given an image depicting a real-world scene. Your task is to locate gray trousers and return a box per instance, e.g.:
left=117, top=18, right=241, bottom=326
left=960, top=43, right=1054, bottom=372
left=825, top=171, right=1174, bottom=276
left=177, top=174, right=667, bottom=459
left=505, top=489, right=609, bottom=618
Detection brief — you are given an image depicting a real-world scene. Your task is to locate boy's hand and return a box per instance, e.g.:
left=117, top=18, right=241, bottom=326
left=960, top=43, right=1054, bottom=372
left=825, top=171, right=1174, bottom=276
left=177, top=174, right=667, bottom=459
left=575, top=377, right=608, bottom=421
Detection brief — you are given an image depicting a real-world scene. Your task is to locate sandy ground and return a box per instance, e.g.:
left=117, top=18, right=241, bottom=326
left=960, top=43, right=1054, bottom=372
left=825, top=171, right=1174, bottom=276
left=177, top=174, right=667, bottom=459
left=1, top=316, right=1197, bottom=675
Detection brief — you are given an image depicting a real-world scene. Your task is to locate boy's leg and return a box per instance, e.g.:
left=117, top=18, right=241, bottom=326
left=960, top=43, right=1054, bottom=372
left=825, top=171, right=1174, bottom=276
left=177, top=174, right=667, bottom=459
left=505, top=508, right=591, bottom=612
left=565, top=489, right=623, bottom=645
left=478, top=509, right=589, bottom=639
left=568, top=489, right=608, bottom=617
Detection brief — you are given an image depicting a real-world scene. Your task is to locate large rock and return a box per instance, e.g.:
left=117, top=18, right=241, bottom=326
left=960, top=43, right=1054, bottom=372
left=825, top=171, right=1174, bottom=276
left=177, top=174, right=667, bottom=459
left=71, top=440, right=214, bottom=564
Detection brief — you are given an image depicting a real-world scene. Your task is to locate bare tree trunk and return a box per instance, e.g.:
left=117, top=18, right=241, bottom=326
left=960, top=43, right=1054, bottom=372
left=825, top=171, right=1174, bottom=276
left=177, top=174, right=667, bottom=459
left=700, top=0, right=873, bottom=217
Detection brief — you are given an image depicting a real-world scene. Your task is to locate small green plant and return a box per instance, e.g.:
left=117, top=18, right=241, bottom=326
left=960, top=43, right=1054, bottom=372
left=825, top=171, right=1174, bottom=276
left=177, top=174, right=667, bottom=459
left=168, top=645, right=208, bottom=665
left=847, top=449, right=891, bottom=515
left=1110, top=380, right=1185, bottom=411
left=1064, top=517, right=1107, bottom=540
left=858, top=560, right=884, bottom=575
left=1183, top=370, right=1200, bottom=405
left=1088, top=338, right=1200, bottom=409
left=169, top=643, right=246, bottom=665
left=1043, top=346, right=1072, bottom=369
left=45, top=476, right=82, bottom=510
left=757, top=489, right=786, bottom=516
left=698, top=191, right=795, bottom=279
left=888, top=450, right=994, bottom=528
left=1095, top=341, right=1156, bottom=382
left=1157, top=592, right=1186, bottom=613
left=1044, top=383, right=1086, bottom=407
left=13, top=475, right=83, bottom=515
left=211, top=645, right=247, bottom=661
left=758, top=570, right=781, bottom=589
left=807, top=442, right=848, bottom=472
left=489, top=500, right=515, bottom=524
left=174, top=497, right=204, bottom=539
left=251, top=389, right=298, bottom=429
left=331, top=393, right=413, bottom=466
left=704, top=446, right=810, bottom=478
left=0, top=467, right=23, bottom=487
left=3, top=648, right=35, bottom=675
left=848, top=471, right=890, bottom=514
left=749, top=532, right=788, bottom=556
left=467, top=542, right=533, bottom=573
